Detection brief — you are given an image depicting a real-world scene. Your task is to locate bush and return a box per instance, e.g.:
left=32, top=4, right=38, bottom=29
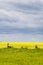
left=21, top=46, right=24, bottom=49
left=7, top=43, right=13, bottom=48
left=35, top=45, right=38, bottom=49
left=21, top=46, right=28, bottom=49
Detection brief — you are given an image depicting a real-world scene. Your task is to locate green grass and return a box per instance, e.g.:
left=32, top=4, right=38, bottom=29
left=0, top=48, right=43, bottom=65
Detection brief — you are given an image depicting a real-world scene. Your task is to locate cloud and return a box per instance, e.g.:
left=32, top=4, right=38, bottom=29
left=0, top=9, right=43, bottom=28
left=0, top=26, right=43, bottom=35
left=0, top=33, right=43, bottom=41
left=0, top=0, right=43, bottom=41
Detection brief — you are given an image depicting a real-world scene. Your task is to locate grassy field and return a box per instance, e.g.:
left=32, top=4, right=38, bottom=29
left=0, top=48, right=43, bottom=65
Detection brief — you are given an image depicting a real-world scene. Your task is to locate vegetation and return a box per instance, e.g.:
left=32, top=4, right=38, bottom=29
left=7, top=43, right=13, bottom=48
left=0, top=42, right=43, bottom=48
left=0, top=48, right=43, bottom=65
left=35, top=45, right=38, bottom=49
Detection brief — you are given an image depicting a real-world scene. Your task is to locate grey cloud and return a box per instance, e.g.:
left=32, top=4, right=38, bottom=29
left=0, top=0, right=43, bottom=41
left=0, top=1, right=43, bottom=11
left=0, top=26, right=43, bottom=35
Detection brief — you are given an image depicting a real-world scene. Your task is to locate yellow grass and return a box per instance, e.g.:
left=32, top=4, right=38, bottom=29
left=0, top=42, right=43, bottom=48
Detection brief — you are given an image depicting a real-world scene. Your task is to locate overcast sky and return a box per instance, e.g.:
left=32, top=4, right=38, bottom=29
left=0, top=0, right=43, bottom=41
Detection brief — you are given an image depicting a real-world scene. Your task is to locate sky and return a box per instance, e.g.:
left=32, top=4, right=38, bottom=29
left=0, top=0, right=43, bottom=41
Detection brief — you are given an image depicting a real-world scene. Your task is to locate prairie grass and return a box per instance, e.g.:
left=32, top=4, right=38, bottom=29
left=0, top=48, right=43, bottom=65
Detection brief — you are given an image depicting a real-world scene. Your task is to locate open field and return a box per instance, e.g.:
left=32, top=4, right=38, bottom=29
left=0, top=42, right=43, bottom=65
left=0, top=42, right=43, bottom=48
left=0, top=48, right=43, bottom=65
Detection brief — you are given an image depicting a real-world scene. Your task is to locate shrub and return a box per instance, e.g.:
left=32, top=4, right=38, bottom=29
left=7, top=43, right=13, bottom=48
left=21, top=46, right=24, bottom=49
left=21, top=46, right=28, bottom=49
left=35, top=45, right=38, bottom=49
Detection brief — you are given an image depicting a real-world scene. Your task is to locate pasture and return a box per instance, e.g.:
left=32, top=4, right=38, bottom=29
left=0, top=42, right=43, bottom=65
left=0, top=48, right=43, bottom=65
